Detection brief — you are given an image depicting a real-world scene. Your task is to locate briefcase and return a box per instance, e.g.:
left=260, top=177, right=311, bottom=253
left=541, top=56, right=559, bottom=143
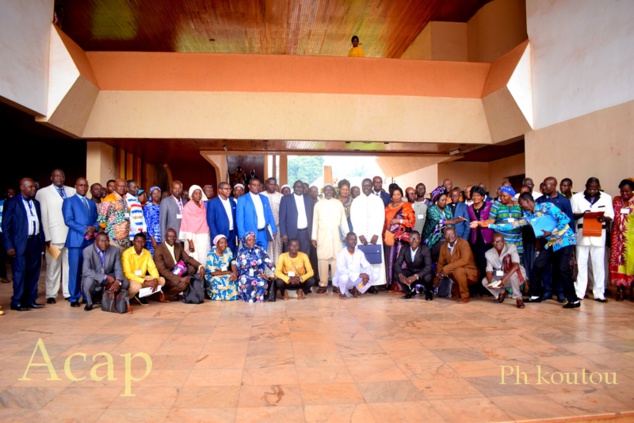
left=358, top=244, right=382, bottom=264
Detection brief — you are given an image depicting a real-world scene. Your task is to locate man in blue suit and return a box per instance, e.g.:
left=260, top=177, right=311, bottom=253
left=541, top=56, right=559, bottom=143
left=63, top=178, right=99, bottom=307
left=279, top=180, right=314, bottom=255
left=2, top=178, right=46, bottom=311
left=448, top=188, right=471, bottom=240
left=372, top=176, right=391, bottom=207
left=236, top=178, right=277, bottom=250
left=207, top=181, right=238, bottom=255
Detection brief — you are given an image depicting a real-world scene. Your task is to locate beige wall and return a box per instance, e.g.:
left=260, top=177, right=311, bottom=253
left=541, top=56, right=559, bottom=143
left=86, top=142, right=116, bottom=190
left=438, top=162, right=490, bottom=192
left=525, top=100, right=634, bottom=198
left=0, top=0, right=53, bottom=114
left=394, top=164, right=439, bottom=193
left=468, top=0, right=527, bottom=62
left=527, top=0, right=634, bottom=129
left=488, top=153, right=525, bottom=189
left=401, top=22, right=467, bottom=61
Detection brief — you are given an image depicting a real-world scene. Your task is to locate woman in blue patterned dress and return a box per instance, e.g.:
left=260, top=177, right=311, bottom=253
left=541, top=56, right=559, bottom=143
left=484, top=186, right=524, bottom=257
left=235, top=232, right=275, bottom=302
left=421, top=186, right=466, bottom=260
left=205, top=234, right=238, bottom=300
left=143, top=186, right=162, bottom=256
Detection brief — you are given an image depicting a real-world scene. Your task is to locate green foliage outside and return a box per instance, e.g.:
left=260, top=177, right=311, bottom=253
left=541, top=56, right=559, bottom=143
left=287, top=156, right=325, bottom=185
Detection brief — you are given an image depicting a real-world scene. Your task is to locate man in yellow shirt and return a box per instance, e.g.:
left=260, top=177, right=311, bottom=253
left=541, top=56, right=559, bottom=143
left=274, top=239, right=315, bottom=300
left=348, top=35, right=365, bottom=57
left=122, top=233, right=168, bottom=305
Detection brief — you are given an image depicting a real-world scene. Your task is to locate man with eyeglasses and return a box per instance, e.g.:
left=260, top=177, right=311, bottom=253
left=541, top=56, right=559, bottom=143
left=207, top=182, right=238, bottom=255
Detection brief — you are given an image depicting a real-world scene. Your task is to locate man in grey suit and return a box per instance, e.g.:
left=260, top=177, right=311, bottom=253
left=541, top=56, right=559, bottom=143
left=159, top=180, right=187, bottom=241
left=81, top=232, right=129, bottom=311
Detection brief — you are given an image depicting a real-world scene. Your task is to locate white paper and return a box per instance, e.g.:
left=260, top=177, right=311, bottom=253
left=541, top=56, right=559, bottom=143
left=417, top=214, right=425, bottom=219
left=621, top=208, right=631, bottom=215
left=287, top=271, right=296, bottom=277
left=139, top=285, right=162, bottom=298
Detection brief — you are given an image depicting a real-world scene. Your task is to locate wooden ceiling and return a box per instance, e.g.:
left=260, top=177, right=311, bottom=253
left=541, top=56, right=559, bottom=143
left=57, top=0, right=490, bottom=58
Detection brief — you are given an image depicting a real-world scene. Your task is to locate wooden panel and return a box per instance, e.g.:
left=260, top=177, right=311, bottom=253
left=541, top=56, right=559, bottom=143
left=59, top=0, right=490, bottom=58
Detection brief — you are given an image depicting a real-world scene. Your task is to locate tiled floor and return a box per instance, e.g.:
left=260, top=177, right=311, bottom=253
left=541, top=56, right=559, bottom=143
left=1, top=275, right=634, bottom=423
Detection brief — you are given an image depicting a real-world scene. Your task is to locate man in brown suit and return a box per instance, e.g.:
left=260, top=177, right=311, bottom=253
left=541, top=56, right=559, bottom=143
left=153, top=228, right=205, bottom=301
left=436, top=227, right=479, bottom=304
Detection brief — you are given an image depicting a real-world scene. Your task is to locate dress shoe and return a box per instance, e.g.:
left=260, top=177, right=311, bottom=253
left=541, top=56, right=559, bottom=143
left=457, top=297, right=469, bottom=304
left=594, top=298, right=608, bottom=303
left=316, top=286, right=327, bottom=294
left=133, top=295, right=149, bottom=306
left=70, top=301, right=80, bottom=307
left=84, top=304, right=93, bottom=311
left=333, top=286, right=340, bottom=294
left=368, top=286, right=379, bottom=294
left=616, top=286, right=625, bottom=301
left=29, top=302, right=45, bottom=309
left=516, top=299, right=525, bottom=309
left=10, top=305, right=30, bottom=311
left=157, top=292, right=170, bottom=303
left=425, top=290, right=433, bottom=301
left=0, top=277, right=9, bottom=283
left=297, top=289, right=305, bottom=300
left=46, top=297, right=56, bottom=304
left=526, top=296, right=542, bottom=303
left=496, top=290, right=508, bottom=303
left=556, top=293, right=566, bottom=303
left=540, top=292, right=552, bottom=301
left=402, top=292, right=413, bottom=299
left=563, top=300, right=581, bottom=309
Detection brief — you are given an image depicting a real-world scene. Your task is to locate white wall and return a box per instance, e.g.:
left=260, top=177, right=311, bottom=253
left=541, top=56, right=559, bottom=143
left=528, top=0, right=634, bottom=129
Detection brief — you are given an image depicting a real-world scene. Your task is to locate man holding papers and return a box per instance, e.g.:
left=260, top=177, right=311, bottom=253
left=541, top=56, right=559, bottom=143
left=122, top=233, right=168, bottom=305
left=571, top=177, right=614, bottom=302
left=485, top=192, right=579, bottom=309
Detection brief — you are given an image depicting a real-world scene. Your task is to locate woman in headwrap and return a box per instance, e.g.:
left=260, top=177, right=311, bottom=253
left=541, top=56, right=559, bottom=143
left=235, top=231, right=276, bottom=302
left=205, top=234, right=239, bottom=301
left=281, top=184, right=291, bottom=196
left=179, top=185, right=210, bottom=264
left=383, top=186, right=415, bottom=291
left=143, top=186, right=162, bottom=256
left=483, top=185, right=524, bottom=257
left=421, top=186, right=467, bottom=260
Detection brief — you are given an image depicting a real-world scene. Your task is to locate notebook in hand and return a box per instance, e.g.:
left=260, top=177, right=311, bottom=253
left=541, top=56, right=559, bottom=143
left=530, top=214, right=557, bottom=237
left=582, top=211, right=604, bottom=237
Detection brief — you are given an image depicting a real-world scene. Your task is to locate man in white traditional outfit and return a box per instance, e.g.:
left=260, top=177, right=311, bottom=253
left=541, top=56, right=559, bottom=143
left=311, top=184, right=350, bottom=293
left=333, top=232, right=377, bottom=298
left=262, top=177, right=283, bottom=277
left=350, top=178, right=386, bottom=293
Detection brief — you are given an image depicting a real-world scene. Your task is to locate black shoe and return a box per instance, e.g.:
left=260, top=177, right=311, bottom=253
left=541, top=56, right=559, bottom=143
left=594, top=298, right=608, bottom=303
left=563, top=301, right=581, bottom=309
left=540, top=292, right=553, bottom=301
left=526, top=296, right=542, bottom=303
left=556, top=294, right=566, bottom=303
left=133, top=295, right=149, bottom=306
left=425, top=291, right=433, bottom=301
left=84, top=304, right=93, bottom=311
left=46, top=297, right=56, bottom=304
left=402, top=292, right=413, bottom=299
left=368, top=286, right=379, bottom=294
left=28, top=302, right=45, bottom=309
left=70, top=301, right=80, bottom=307
left=10, top=304, right=30, bottom=311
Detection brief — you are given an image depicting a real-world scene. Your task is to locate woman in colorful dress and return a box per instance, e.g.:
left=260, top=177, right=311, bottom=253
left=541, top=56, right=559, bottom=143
left=484, top=186, right=524, bottom=257
left=421, top=186, right=466, bottom=260
left=611, top=179, right=634, bottom=301
left=179, top=185, right=210, bottom=265
left=143, top=186, right=162, bottom=256
left=337, top=179, right=353, bottom=231
left=205, top=234, right=238, bottom=301
left=383, top=186, right=415, bottom=291
left=235, top=232, right=276, bottom=302
left=467, top=185, right=494, bottom=281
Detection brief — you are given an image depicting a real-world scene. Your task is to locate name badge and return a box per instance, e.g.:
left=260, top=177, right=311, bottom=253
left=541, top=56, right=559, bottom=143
left=622, top=208, right=631, bottom=215
left=134, top=270, right=142, bottom=276
left=288, top=271, right=296, bottom=277
left=176, top=213, right=183, bottom=219
left=417, top=214, right=425, bottom=219
left=507, top=218, right=515, bottom=223
left=495, top=270, right=504, bottom=277
left=124, top=212, right=130, bottom=219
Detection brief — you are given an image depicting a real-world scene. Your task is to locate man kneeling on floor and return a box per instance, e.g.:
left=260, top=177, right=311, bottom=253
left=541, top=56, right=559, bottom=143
left=482, top=233, right=526, bottom=309
left=436, top=227, right=479, bottom=304
left=393, top=231, right=434, bottom=300
left=274, top=238, right=315, bottom=300
left=81, top=232, right=131, bottom=312
left=332, top=232, right=376, bottom=298
left=122, top=233, right=168, bottom=305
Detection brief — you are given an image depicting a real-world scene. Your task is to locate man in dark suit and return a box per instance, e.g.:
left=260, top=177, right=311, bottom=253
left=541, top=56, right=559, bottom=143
left=372, top=176, right=391, bottom=207
left=207, top=182, right=237, bottom=255
left=2, top=178, right=46, bottom=311
left=279, top=180, right=313, bottom=255
left=81, top=232, right=129, bottom=311
left=159, top=180, right=187, bottom=241
left=393, top=231, right=434, bottom=300
left=154, top=228, right=205, bottom=301
left=448, top=187, right=471, bottom=240
left=236, top=177, right=277, bottom=250
left=63, top=177, right=99, bottom=307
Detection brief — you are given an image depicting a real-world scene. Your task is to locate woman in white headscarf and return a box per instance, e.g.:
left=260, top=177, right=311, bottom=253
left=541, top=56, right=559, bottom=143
left=179, top=185, right=210, bottom=264
left=204, top=234, right=238, bottom=301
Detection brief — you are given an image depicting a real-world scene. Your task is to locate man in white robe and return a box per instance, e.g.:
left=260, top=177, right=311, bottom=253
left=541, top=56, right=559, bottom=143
left=333, top=233, right=376, bottom=298
left=350, top=178, right=386, bottom=292
left=262, top=177, right=283, bottom=277
left=312, top=184, right=350, bottom=293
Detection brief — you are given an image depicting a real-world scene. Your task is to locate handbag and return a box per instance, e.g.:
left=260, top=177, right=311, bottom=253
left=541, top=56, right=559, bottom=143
left=358, top=244, right=382, bottom=264
left=436, top=277, right=453, bottom=298
left=182, top=274, right=205, bottom=304
left=394, top=227, right=410, bottom=243
left=101, top=289, right=129, bottom=313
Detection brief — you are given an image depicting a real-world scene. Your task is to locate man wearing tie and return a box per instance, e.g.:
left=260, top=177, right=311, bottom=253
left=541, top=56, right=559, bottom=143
left=2, top=178, right=46, bottom=311
left=207, top=182, right=238, bottom=255
left=35, top=169, right=76, bottom=304
left=63, top=178, right=99, bottom=307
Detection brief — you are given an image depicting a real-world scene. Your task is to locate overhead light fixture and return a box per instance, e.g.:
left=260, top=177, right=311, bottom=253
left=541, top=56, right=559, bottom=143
left=449, top=149, right=460, bottom=156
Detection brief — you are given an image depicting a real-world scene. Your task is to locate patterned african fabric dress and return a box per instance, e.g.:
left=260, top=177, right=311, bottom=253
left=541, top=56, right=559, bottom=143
left=610, top=195, right=634, bottom=287
left=421, top=205, right=452, bottom=248
left=205, top=248, right=238, bottom=300
left=489, top=201, right=524, bottom=256
left=143, top=202, right=161, bottom=256
left=235, top=244, right=275, bottom=302
left=383, top=202, right=415, bottom=289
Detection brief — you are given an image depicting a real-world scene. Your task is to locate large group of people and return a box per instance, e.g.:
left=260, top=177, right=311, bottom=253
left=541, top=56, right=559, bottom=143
left=1, top=169, right=633, bottom=315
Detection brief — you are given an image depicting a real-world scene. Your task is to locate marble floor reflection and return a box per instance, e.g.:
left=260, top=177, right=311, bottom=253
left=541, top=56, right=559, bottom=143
left=0, top=278, right=633, bottom=422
